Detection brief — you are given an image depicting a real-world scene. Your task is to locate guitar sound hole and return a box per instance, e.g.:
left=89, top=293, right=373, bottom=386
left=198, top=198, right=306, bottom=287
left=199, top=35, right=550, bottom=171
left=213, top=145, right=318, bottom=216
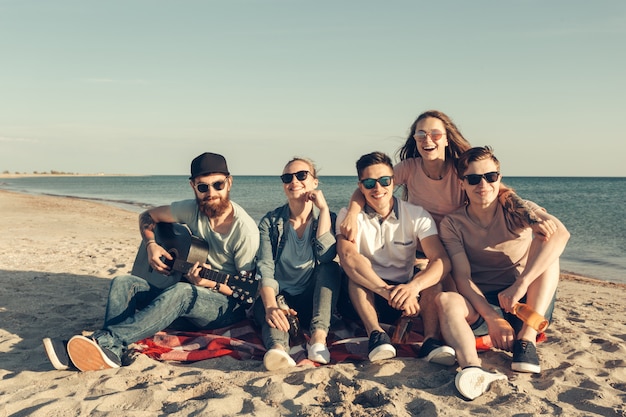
left=162, top=249, right=178, bottom=269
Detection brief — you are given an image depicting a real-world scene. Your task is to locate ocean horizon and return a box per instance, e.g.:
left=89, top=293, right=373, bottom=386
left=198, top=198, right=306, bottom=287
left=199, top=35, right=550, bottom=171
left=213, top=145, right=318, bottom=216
left=2, top=175, right=625, bottom=286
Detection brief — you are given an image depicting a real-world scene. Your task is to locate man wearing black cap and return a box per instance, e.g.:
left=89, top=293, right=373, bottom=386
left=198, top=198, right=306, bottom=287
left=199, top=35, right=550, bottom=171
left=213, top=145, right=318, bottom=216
left=43, top=152, right=260, bottom=372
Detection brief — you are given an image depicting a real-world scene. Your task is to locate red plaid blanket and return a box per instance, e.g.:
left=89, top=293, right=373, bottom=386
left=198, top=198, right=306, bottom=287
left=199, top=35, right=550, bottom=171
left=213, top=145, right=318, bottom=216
left=136, top=319, right=545, bottom=365
left=136, top=319, right=425, bottom=365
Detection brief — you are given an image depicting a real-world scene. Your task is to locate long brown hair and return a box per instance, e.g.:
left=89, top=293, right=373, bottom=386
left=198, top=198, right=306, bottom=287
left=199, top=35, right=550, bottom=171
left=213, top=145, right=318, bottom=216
left=397, top=110, right=471, bottom=165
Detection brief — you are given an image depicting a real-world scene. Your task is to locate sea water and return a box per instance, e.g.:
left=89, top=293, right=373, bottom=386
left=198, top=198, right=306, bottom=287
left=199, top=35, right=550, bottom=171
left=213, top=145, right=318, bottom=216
left=2, top=175, right=625, bottom=285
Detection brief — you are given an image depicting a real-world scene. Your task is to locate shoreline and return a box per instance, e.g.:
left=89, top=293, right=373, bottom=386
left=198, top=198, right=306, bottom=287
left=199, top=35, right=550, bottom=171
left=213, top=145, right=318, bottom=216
left=1, top=188, right=621, bottom=286
left=0, top=189, right=624, bottom=416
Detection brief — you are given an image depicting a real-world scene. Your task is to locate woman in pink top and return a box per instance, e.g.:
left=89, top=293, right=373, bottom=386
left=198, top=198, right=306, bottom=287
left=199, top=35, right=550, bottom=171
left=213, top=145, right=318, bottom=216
left=394, top=110, right=470, bottom=225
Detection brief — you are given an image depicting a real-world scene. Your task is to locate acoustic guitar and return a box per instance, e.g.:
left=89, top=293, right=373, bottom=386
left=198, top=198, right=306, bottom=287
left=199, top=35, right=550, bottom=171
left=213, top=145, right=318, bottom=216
left=131, top=222, right=260, bottom=305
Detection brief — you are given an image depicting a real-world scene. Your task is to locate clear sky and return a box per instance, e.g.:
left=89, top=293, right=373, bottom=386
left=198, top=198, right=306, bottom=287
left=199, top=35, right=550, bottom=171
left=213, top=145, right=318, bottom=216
left=1, top=1, right=625, bottom=177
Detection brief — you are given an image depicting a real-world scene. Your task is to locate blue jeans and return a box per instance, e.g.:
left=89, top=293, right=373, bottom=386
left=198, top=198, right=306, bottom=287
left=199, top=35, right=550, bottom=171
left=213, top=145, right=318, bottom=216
left=93, top=274, right=246, bottom=359
left=253, top=262, right=341, bottom=350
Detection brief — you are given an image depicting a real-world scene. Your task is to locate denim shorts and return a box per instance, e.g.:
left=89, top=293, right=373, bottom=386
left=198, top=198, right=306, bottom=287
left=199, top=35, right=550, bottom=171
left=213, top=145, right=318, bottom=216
left=470, top=290, right=556, bottom=336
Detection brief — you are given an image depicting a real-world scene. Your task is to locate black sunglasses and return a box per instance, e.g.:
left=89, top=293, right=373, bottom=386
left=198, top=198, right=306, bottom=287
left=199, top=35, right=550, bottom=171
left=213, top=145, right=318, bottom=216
left=195, top=178, right=229, bottom=193
left=360, top=176, right=393, bottom=189
left=462, top=171, right=500, bottom=185
left=280, top=170, right=310, bottom=184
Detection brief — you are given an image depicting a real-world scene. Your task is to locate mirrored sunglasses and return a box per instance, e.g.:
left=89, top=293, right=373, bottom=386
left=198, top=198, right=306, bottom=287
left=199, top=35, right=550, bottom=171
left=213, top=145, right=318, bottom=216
left=360, top=176, right=393, bottom=189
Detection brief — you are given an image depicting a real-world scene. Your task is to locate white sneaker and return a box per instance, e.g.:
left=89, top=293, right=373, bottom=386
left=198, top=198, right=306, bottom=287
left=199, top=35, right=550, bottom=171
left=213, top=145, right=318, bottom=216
left=455, top=367, right=507, bottom=400
left=263, top=348, right=296, bottom=371
left=307, top=343, right=330, bottom=364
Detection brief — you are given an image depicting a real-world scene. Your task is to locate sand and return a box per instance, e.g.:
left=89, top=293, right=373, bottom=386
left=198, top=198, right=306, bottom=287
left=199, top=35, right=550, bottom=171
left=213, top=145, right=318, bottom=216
left=0, top=189, right=624, bottom=417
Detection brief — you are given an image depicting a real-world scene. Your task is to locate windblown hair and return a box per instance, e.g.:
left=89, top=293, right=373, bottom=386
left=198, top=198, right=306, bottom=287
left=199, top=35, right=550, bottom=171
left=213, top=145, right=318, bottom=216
left=397, top=110, right=472, bottom=164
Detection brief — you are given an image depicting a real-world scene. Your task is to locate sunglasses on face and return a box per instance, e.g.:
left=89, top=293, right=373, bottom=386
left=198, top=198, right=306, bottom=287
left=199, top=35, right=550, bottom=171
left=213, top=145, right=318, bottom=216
left=195, top=178, right=229, bottom=193
left=414, top=129, right=445, bottom=141
left=280, top=170, right=310, bottom=184
left=462, top=171, right=500, bottom=185
left=359, top=176, right=393, bottom=189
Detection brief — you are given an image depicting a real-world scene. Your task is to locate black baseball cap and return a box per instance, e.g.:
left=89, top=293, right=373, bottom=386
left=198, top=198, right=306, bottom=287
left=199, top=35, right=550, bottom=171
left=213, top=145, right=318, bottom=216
left=189, top=152, right=230, bottom=179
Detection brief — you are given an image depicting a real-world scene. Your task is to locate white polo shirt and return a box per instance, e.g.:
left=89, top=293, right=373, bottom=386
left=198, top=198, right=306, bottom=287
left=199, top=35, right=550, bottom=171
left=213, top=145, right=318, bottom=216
left=336, top=197, right=438, bottom=283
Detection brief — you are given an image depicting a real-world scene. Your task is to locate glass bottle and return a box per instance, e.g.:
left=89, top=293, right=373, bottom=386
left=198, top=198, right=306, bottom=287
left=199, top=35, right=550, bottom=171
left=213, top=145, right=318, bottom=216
left=276, top=295, right=306, bottom=345
left=512, top=303, right=549, bottom=332
left=391, top=316, right=413, bottom=344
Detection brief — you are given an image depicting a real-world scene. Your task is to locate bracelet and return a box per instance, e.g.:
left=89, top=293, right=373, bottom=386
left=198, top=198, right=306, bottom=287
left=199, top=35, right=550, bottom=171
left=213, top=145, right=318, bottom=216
left=145, top=240, right=157, bottom=247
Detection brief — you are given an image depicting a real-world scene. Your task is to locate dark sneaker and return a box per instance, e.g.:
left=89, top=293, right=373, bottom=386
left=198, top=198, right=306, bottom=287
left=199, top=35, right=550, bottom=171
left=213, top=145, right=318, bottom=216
left=455, top=366, right=507, bottom=400
left=511, top=339, right=540, bottom=373
left=42, top=338, right=71, bottom=370
left=417, top=338, right=456, bottom=366
left=67, top=335, right=122, bottom=372
left=367, top=330, right=396, bottom=362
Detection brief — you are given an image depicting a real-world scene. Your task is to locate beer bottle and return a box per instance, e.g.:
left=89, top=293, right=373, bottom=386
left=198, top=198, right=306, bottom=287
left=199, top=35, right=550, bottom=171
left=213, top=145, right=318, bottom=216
left=512, top=303, right=549, bottom=332
left=276, top=295, right=306, bottom=345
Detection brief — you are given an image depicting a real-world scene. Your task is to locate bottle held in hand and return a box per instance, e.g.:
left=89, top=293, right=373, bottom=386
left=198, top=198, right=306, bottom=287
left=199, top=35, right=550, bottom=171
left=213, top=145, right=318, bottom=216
left=512, top=303, right=549, bottom=332
left=276, top=295, right=306, bottom=345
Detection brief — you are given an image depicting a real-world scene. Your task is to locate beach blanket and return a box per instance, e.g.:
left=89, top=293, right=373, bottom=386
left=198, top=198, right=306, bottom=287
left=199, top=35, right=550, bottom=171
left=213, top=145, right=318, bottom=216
left=136, top=319, right=545, bottom=365
left=136, top=318, right=426, bottom=365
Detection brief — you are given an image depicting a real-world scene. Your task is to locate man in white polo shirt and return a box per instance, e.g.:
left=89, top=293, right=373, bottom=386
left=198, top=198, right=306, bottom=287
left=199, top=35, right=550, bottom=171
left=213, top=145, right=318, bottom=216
left=336, top=151, right=455, bottom=364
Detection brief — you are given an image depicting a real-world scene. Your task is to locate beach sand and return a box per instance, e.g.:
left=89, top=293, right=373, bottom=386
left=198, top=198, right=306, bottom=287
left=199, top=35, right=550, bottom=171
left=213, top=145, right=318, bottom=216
left=0, top=189, right=624, bottom=417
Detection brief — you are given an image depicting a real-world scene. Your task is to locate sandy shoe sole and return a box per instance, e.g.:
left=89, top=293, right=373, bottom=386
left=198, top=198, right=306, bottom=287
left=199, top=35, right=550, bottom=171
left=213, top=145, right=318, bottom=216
left=455, top=367, right=507, bottom=400
left=67, top=335, right=121, bottom=372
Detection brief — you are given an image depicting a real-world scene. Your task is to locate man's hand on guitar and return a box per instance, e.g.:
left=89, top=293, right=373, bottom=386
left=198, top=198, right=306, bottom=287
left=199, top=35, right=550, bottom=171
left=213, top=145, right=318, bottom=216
left=147, top=243, right=173, bottom=274
left=186, top=261, right=234, bottom=296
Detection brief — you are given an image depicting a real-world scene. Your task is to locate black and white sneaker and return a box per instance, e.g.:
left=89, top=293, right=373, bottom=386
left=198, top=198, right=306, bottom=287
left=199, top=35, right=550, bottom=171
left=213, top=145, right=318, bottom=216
left=417, top=338, right=456, bottom=366
left=511, top=339, right=540, bottom=373
left=67, top=335, right=122, bottom=372
left=367, top=330, right=396, bottom=362
left=42, top=338, right=72, bottom=370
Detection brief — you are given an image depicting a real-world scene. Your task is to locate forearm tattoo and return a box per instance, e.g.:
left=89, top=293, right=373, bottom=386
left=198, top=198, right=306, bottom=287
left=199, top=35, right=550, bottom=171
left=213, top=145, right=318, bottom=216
left=139, top=211, right=156, bottom=242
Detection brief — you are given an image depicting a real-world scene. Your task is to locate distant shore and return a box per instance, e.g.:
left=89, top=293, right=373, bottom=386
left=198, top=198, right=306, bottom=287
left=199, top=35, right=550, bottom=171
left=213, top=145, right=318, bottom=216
left=0, top=172, right=133, bottom=179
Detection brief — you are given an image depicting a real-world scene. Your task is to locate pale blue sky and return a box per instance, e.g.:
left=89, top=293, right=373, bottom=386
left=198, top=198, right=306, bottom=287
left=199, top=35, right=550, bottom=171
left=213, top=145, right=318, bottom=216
left=1, top=1, right=625, bottom=176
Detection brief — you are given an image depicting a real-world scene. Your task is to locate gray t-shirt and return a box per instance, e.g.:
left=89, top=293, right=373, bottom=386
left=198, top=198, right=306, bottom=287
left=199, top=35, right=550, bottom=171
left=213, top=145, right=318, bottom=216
left=275, top=221, right=315, bottom=295
left=170, top=199, right=259, bottom=275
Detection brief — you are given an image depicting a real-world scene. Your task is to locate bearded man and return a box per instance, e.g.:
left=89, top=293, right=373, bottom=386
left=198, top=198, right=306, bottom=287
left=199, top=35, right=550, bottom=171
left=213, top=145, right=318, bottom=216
left=43, top=152, right=259, bottom=371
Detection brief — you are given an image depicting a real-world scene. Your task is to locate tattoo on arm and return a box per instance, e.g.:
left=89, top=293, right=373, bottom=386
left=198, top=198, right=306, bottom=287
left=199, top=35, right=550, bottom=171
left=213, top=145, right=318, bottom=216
left=139, top=211, right=156, bottom=242
left=500, top=191, right=540, bottom=229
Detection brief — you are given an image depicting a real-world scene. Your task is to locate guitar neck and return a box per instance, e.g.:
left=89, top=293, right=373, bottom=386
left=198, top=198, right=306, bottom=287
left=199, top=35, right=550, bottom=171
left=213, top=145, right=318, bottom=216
left=171, top=259, right=231, bottom=285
